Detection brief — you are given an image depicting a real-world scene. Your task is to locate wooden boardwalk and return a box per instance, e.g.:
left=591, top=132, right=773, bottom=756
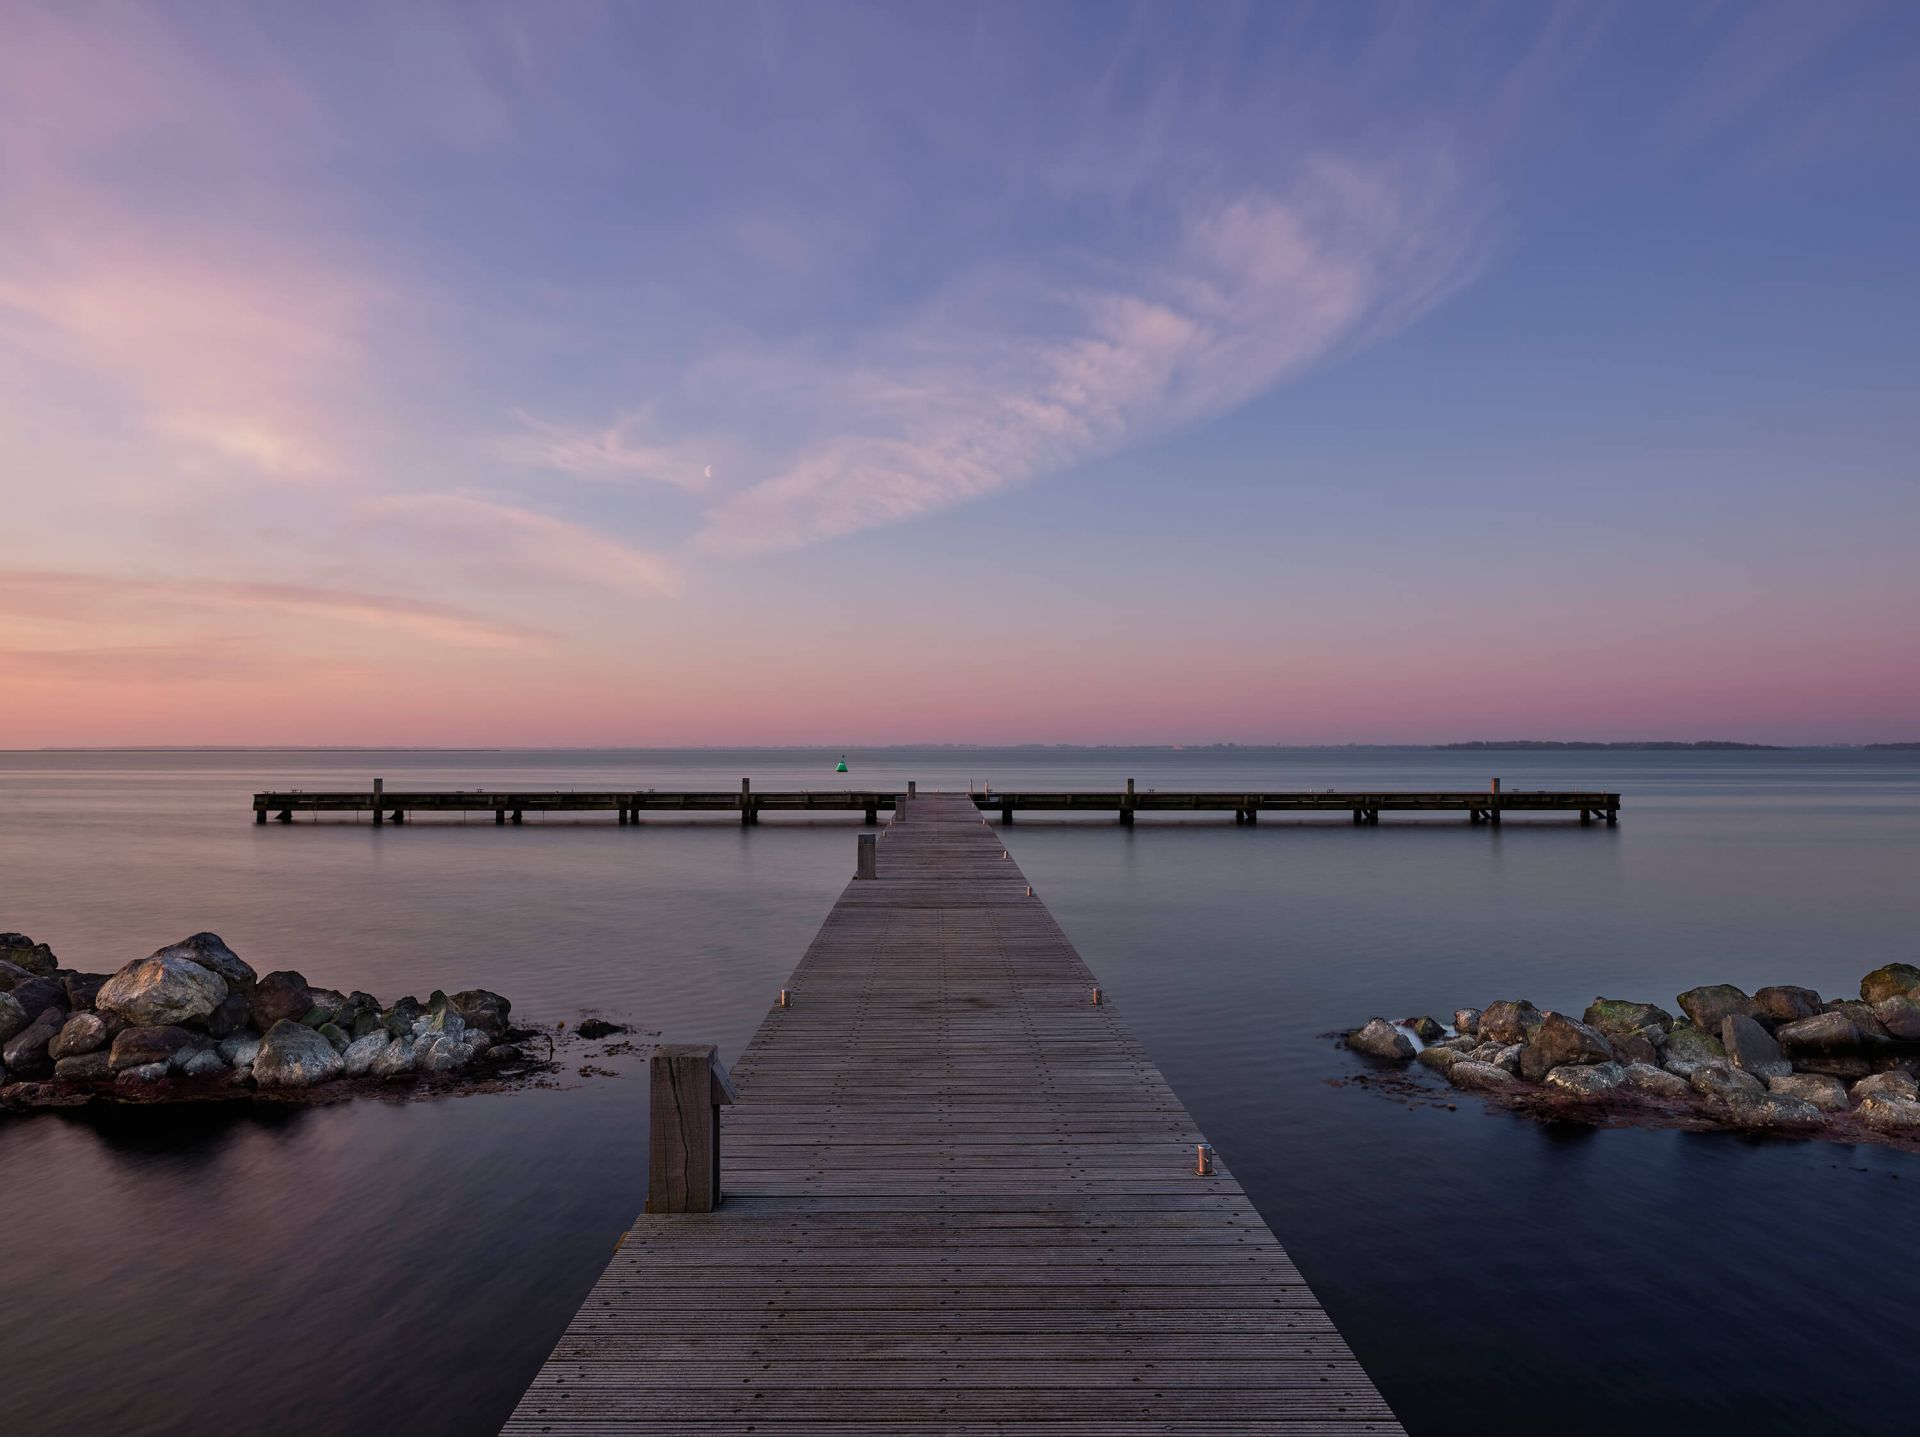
left=503, top=792, right=1403, bottom=1435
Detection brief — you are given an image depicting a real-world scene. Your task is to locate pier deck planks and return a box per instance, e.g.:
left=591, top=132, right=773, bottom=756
left=502, top=792, right=1403, bottom=1435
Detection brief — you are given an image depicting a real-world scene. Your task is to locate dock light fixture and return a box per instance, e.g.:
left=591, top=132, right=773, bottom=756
left=778, top=989, right=791, bottom=1009
left=1195, top=1144, right=1214, bottom=1176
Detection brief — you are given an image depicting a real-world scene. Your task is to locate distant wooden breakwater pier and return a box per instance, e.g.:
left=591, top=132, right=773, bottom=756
left=503, top=791, right=1406, bottom=1434
left=253, top=778, right=1620, bottom=827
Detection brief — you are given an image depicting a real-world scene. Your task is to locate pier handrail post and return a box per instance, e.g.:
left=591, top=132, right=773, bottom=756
left=855, top=832, right=878, bottom=879
left=646, top=1043, right=737, bottom=1214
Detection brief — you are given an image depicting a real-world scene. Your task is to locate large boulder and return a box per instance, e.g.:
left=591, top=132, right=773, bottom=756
left=2, top=1008, right=65, bottom=1077
left=1872, top=996, right=1920, bottom=1042
left=1676, top=984, right=1758, bottom=1032
left=1662, top=1024, right=1727, bottom=1077
left=218, top=1033, right=262, bottom=1070
left=205, top=991, right=254, bottom=1039
left=1793, top=1055, right=1874, bottom=1081
left=1851, top=1071, right=1919, bottom=1104
left=1417, top=1045, right=1463, bottom=1073
left=1520, top=1013, right=1615, bottom=1082
left=0, top=934, right=57, bottom=977
left=302, top=988, right=347, bottom=1026
left=1449, top=1060, right=1517, bottom=1092
left=449, top=989, right=511, bottom=1038
left=95, top=954, right=226, bottom=1028
left=1623, top=1062, right=1692, bottom=1100
left=1583, top=999, right=1675, bottom=1039
left=1615, top=1030, right=1663, bottom=1068
left=149, top=934, right=255, bottom=993
left=1453, top=1007, right=1482, bottom=1037
left=61, top=972, right=108, bottom=1010
left=1723, top=1092, right=1825, bottom=1130
left=54, top=1052, right=111, bottom=1081
left=48, top=1012, right=108, bottom=1060
left=1830, top=1000, right=1891, bottom=1041
left=109, top=1026, right=196, bottom=1072
left=252, top=1020, right=344, bottom=1089
left=1768, top=1073, right=1850, bottom=1111
left=251, top=971, right=313, bottom=1032
left=1721, top=1015, right=1790, bottom=1080
left=341, top=1032, right=389, bottom=1076
left=369, top=1037, right=416, bottom=1078
left=382, top=996, right=425, bottom=1036
left=1754, top=985, right=1824, bottom=1027
left=1479, top=1000, right=1545, bottom=1046
left=0, top=992, right=26, bottom=1045
left=1349, top=1018, right=1414, bottom=1060
left=1545, top=1061, right=1624, bottom=1096
left=1860, top=963, right=1920, bottom=1005
left=1399, top=1015, right=1444, bottom=1043
left=1776, top=1011, right=1862, bottom=1057
left=1690, top=1063, right=1765, bottom=1104
left=1856, top=1093, right=1920, bottom=1134
left=7, top=976, right=67, bottom=1023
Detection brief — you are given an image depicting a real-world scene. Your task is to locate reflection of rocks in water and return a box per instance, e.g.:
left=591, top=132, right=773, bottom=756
left=1337, top=966, right=1920, bottom=1152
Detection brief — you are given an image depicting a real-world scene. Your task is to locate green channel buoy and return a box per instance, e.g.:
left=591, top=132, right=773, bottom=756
left=836, top=755, right=848, bottom=772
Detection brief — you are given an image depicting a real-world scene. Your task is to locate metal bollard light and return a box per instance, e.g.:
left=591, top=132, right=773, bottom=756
left=1195, top=1143, right=1214, bottom=1176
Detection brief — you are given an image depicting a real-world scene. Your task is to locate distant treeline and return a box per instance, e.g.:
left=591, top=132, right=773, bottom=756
left=1435, top=740, right=1784, bottom=751
left=1864, top=742, right=1920, bottom=750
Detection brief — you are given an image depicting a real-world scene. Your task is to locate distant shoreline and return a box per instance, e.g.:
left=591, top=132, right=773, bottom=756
left=10, top=741, right=1916, bottom=754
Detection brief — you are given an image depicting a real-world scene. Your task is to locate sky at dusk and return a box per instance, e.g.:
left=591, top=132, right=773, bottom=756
left=2, top=1, right=1916, bottom=747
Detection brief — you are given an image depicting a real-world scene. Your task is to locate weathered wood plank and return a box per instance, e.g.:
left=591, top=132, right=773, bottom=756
left=502, top=792, right=1402, bottom=1433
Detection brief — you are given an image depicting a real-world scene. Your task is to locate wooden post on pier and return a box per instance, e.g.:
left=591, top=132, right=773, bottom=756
left=1121, top=777, right=1135, bottom=826
left=1489, top=777, right=1502, bottom=827
left=644, top=1044, right=736, bottom=1214
left=372, top=778, right=383, bottom=826
left=907, top=780, right=916, bottom=797
left=855, top=832, right=877, bottom=879
left=740, top=777, right=754, bottom=826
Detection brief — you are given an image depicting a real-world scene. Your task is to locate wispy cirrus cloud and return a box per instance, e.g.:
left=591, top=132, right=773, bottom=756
left=359, top=493, right=681, bottom=599
left=499, top=409, right=714, bottom=491
left=0, top=570, right=547, bottom=651
left=695, top=153, right=1489, bottom=553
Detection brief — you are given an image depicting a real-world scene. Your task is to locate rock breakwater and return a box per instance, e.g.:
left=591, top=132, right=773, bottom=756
left=1344, top=963, right=1920, bottom=1149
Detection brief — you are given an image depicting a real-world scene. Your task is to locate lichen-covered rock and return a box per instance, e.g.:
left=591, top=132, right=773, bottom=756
left=415, top=1029, right=476, bottom=1073
left=1452, top=1007, right=1482, bottom=1037
left=1348, top=1018, right=1415, bottom=1060
left=316, top=1022, right=350, bottom=1053
left=1872, top=996, right=1920, bottom=1042
left=1754, top=985, right=1823, bottom=1026
left=0, top=992, right=27, bottom=1046
left=1776, top=1010, right=1861, bottom=1056
left=149, top=933, right=255, bottom=993
left=48, top=1011, right=108, bottom=1060
left=1623, top=1062, right=1692, bottom=1100
left=1479, top=1000, right=1544, bottom=1045
left=1614, top=1031, right=1662, bottom=1068
left=1662, top=1024, right=1728, bottom=1077
left=1491, top=1044, right=1523, bottom=1074
left=1399, top=1015, right=1444, bottom=1043
left=0, top=934, right=57, bottom=977
left=382, top=996, right=425, bottom=1035
left=337, top=991, right=382, bottom=1034
left=1690, top=1062, right=1765, bottom=1103
left=1721, top=1014, right=1791, bottom=1080
left=1448, top=1060, right=1517, bottom=1091
left=341, top=1032, right=389, bottom=1076
left=1860, top=963, right=1920, bottom=1005
left=1519, top=1013, right=1615, bottom=1081
left=1856, top=1093, right=1920, bottom=1134
left=252, top=1019, right=344, bottom=1089
left=1768, top=1073, right=1850, bottom=1111
left=1545, top=1061, right=1624, bottom=1095
left=54, top=1052, right=111, bottom=1081
left=1676, top=984, right=1758, bottom=1032
left=1583, top=999, right=1675, bottom=1039
left=1850, top=1071, right=1919, bottom=1104
left=1723, top=1092, right=1824, bottom=1130
left=109, top=1025, right=196, bottom=1072
left=302, top=988, right=347, bottom=1025
left=218, top=1033, right=261, bottom=1070
left=369, top=1037, right=416, bottom=1077
left=250, top=971, right=313, bottom=1032
left=95, top=954, right=227, bottom=1028
left=1417, top=1045, right=1462, bottom=1072
left=450, top=989, right=512, bottom=1037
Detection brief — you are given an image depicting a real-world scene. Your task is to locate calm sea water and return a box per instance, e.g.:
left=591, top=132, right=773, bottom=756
left=2, top=747, right=1917, bottom=1436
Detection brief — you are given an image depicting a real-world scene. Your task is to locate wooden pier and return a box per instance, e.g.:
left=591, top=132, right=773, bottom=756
left=254, top=778, right=1619, bottom=827
left=502, top=791, right=1404, bottom=1434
